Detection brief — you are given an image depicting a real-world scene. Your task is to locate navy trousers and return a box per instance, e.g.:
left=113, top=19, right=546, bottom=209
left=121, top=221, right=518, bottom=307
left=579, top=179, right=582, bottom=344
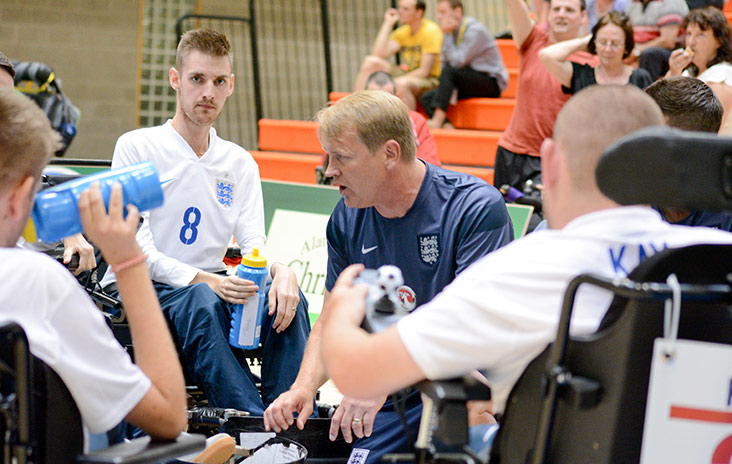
left=151, top=281, right=310, bottom=415
left=420, top=64, right=501, bottom=118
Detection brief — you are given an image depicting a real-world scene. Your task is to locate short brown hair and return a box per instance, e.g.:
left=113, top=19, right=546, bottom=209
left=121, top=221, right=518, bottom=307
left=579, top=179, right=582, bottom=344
left=645, top=76, right=723, bottom=133
left=0, top=88, right=60, bottom=192
left=316, top=90, right=416, bottom=161
left=587, top=12, right=635, bottom=59
left=176, top=29, right=232, bottom=71
left=554, top=85, right=664, bottom=193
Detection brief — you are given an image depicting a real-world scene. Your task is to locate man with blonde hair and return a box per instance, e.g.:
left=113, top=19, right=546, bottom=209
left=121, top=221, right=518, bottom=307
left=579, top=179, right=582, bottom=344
left=317, top=85, right=732, bottom=454
left=265, top=90, right=513, bottom=463
left=102, top=29, right=311, bottom=416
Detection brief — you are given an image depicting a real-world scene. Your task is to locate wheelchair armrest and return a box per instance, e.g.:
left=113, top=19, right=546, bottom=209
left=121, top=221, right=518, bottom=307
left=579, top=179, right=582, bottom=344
left=417, top=375, right=492, bottom=403
left=76, top=432, right=206, bottom=464
left=416, top=376, right=492, bottom=447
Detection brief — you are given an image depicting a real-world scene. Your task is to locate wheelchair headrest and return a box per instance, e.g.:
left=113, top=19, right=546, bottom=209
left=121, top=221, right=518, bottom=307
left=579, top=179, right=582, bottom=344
left=597, top=126, right=732, bottom=212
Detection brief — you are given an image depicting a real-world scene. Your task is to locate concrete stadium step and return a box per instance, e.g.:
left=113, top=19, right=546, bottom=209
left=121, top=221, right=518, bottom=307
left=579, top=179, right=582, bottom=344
left=258, top=119, right=499, bottom=167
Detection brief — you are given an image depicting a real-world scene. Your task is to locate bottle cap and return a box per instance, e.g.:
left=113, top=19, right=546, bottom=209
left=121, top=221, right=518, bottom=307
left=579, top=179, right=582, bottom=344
left=22, top=217, right=37, bottom=243
left=241, top=248, right=267, bottom=268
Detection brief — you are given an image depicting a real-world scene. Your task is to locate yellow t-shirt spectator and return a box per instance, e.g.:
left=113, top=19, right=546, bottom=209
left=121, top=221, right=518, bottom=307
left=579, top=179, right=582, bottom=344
left=389, top=19, right=442, bottom=78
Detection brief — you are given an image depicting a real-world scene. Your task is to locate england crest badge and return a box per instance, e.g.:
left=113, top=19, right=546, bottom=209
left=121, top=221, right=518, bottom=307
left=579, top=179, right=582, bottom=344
left=216, top=179, right=234, bottom=207
left=418, top=234, right=440, bottom=265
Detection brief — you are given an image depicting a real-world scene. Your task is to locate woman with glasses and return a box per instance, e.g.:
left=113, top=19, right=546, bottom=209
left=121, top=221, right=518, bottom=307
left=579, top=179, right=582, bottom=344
left=667, top=7, right=732, bottom=135
left=538, top=12, right=653, bottom=93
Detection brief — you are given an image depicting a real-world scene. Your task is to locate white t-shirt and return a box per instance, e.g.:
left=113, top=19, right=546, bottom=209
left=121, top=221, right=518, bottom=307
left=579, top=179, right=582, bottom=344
left=0, top=248, right=150, bottom=434
left=397, top=206, right=732, bottom=413
left=697, top=62, right=732, bottom=135
left=103, top=121, right=266, bottom=288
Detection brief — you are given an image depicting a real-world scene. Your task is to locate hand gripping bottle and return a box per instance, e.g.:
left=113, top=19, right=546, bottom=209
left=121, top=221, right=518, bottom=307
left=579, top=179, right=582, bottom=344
left=27, top=162, right=164, bottom=243
left=229, top=248, right=268, bottom=349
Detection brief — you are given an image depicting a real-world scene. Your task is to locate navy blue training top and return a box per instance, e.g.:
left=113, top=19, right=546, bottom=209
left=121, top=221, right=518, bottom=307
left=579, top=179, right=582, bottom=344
left=656, top=208, right=732, bottom=232
left=326, top=162, right=514, bottom=310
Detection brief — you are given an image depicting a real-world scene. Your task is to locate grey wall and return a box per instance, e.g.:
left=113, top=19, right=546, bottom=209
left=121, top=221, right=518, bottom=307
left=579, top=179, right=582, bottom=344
left=1, top=0, right=139, bottom=159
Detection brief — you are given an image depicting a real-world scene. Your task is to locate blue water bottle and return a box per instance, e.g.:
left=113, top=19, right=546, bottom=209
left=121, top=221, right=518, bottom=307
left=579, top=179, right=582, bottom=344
left=26, top=162, right=164, bottom=243
left=229, top=248, right=268, bottom=349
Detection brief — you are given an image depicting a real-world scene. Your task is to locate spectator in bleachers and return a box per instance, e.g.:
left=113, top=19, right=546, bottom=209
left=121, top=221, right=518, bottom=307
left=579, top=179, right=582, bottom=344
left=264, top=90, right=513, bottom=464
left=317, top=84, right=732, bottom=457
left=539, top=12, right=653, bottom=92
left=366, top=71, right=441, bottom=166
left=353, top=0, right=442, bottom=111
left=101, top=29, right=311, bottom=417
left=645, top=76, right=732, bottom=230
left=0, top=87, right=187, bottom=445
left=626, top=0, right=688, bottom=81
left=667, top=6, right=732, bottom=134
left=494, top=0, right=591, bottom=191
left=419, top=0, right=508, bottom=129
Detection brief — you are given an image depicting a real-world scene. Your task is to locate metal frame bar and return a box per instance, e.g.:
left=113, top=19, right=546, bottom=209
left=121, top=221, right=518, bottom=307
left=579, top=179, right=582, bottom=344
left=531, top=273, right=732, bottom=464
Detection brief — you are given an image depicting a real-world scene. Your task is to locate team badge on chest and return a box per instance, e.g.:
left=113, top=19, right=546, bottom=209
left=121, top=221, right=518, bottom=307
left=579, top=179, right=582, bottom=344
left=418, top=234, right=440, bottom=265
left=216, top=179, right=234, bottom=207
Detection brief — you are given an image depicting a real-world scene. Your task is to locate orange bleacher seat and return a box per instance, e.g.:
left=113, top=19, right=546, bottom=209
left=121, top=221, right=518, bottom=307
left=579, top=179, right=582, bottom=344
left=446, top=98, right=514, bottom=131
left=258, top=119, right=324, bottom=154
left=329, top=91, right=350, bottom=103
left=504, top=68, right=518, bottom=98
left=250, top=151, right=321, bottom=184
left=496, top=39, right=519, bottom=68
left=432, top=128, right=499, bottom=166
left=329, top=92, right=515, bottom=131
left=260, top=119, right=498, bottom=166
left=443, top=165, right=494, bottom=184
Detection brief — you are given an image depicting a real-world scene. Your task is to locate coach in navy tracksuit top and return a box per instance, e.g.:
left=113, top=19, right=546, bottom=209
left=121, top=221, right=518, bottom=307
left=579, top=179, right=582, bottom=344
left=263, top=90, right=513, bottom=464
